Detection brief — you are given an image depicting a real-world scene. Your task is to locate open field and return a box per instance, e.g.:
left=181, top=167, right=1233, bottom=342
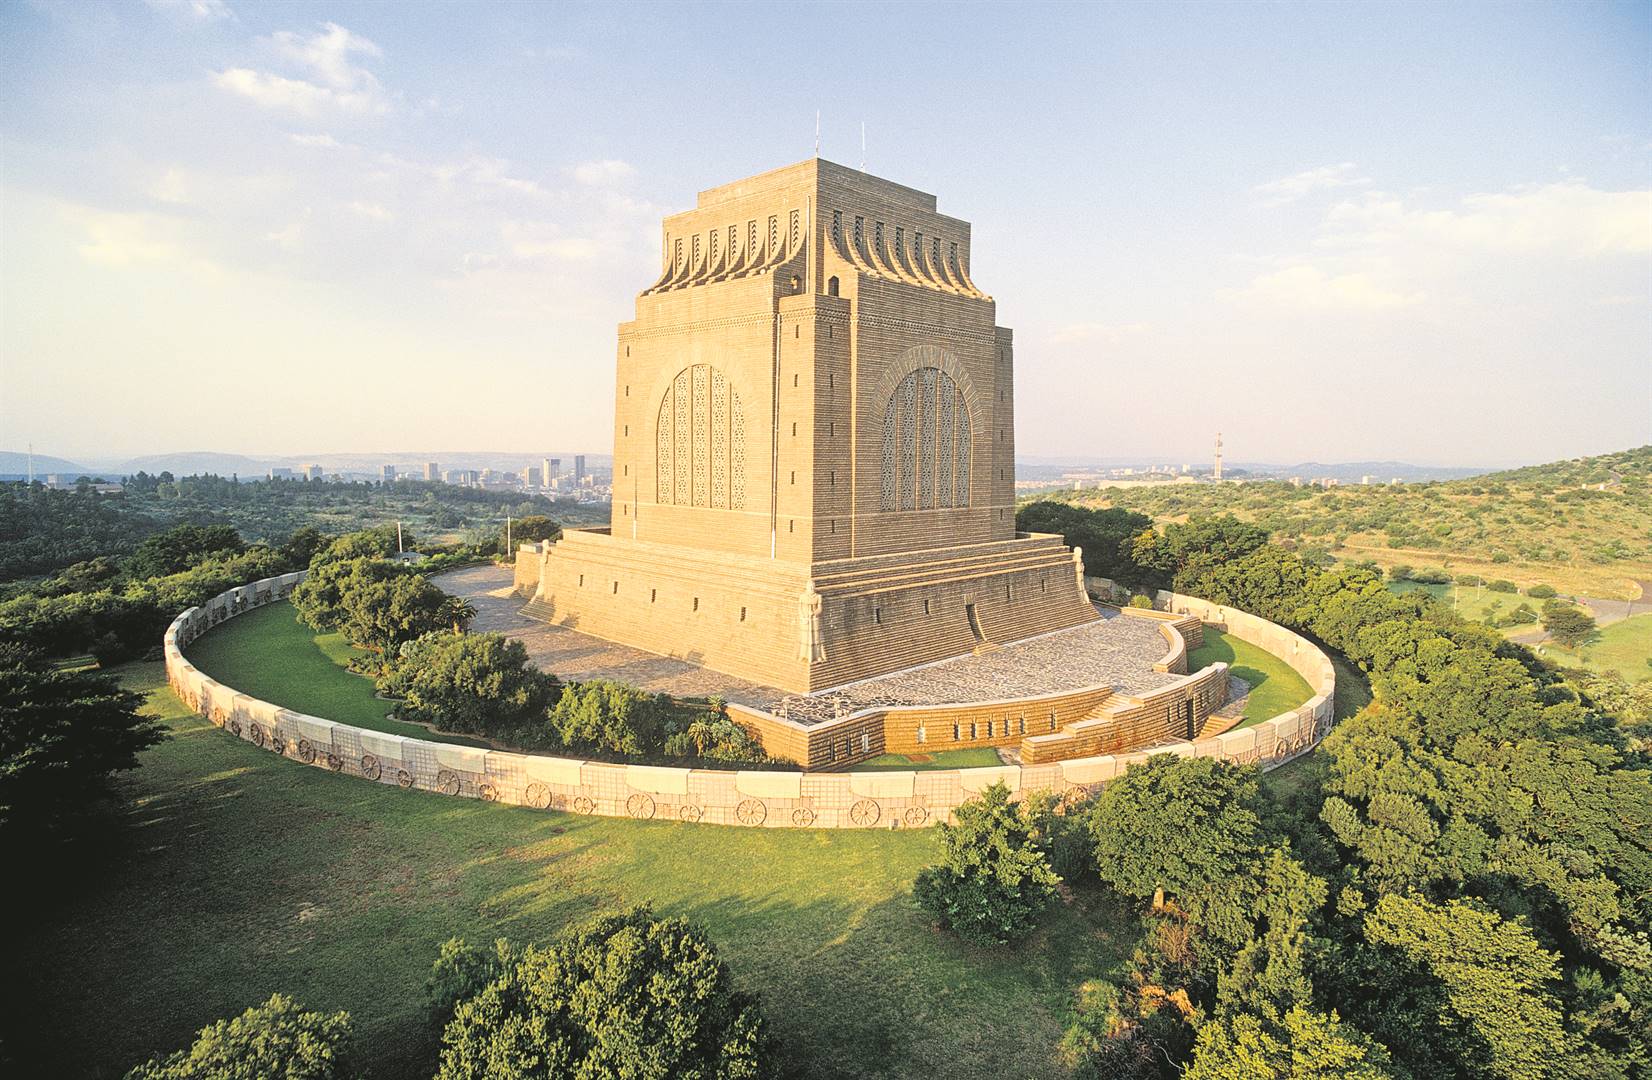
left=13, top=662, right=1138, bottom=1080
left=859, top=748, right=1007, bottom=771
left=1540, top=612, right=1652, bottom=682
left=1188, top=627, right=1314, bottom=727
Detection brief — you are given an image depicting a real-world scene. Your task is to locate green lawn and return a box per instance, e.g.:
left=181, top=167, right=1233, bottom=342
left=1388, top=579, right=1545, bottom=633
left=1188, top=628, right=1314, bottom=727
left=15, top=662, right=1138, bottom=1080
left=857, top=748, right=1008, bottom=771
left=1544, top=611, right=1652, bottom=682
left=184, top=600, right=488, bottom=746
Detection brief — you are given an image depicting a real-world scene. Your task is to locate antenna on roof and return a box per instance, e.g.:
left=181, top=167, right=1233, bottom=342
left=860, top=120, right=866, bottom=171
left=814, top=110, right=820, bottom=157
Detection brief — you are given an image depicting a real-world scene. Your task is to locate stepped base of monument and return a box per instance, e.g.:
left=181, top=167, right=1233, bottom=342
left=516, top=528, right=1096, bottom=694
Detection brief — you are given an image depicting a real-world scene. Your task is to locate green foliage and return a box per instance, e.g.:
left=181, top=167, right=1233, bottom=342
left=1454, top=573, right=1484, bottom=586
left=1018, top=788, right=1098, bottom=882
left=1130, top=515, right=1269, bottom=589
left=548, top=679, right=669, bottom=755
left=1541, top=599, right=1599, bottom=648
left=434, top=907, right=773, bottom=1080
left=1363, top=895, right=1578, bottom=1080
left=663, top=712, right=768, bottom=763
left=1183, top=1006, right=1396, bottom=1080
left=1127, top=594, right=1153, bottom=608
left=426, top=937, right=512, bottom=1027
left=1088, top=755, right=1265, bottom=950
left=508, top=515, right=560, bottom=544
left=913, top=781, right=1061, bottom=947
left=124, top=993, right=352, bottom=1080
left=1015, top=501, right=1153, bottom=581
left=1527, top=583, right=1558, bottom=599
left=126, top=523, right=245, bottom=579
left=1487, top=578, right=1519, bottom=593
left=1388, top=564, right=1413, bottom=582
left=335, top=572, right=473, bottom=659
left=380, top=632, right=558, bottom=738
left=0, top=644, right=163, bottom=846
left=1409, top=567, right=1451, bottom=585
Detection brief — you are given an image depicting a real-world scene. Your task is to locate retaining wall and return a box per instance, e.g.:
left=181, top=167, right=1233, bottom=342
left=164, top=573, right=1336, bottom=828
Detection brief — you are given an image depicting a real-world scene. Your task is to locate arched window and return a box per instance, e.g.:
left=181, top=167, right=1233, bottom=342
left=656, top=365, right=746, bottom=509
left=880, top=366, right=971, bottom=510
left=827, top=275, right=840, bottom=297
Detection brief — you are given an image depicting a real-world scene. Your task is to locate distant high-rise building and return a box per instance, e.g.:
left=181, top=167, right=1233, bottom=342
left=1213, top=432, right=1224, bottom=482
left=443, top=469, right=463, bottom=485
left=1361, top=475, right=1374, bottom=485
left=573, top=455, right=586, bottom=484
left=521, top=466, right=542, bottom=487
left=380, top=464, right=396, bottom=482
left=306, top=464, right=324, bottom=480
left=269, top=467, right=295, bottom=480
left=425, top=461, right=439, bottom=481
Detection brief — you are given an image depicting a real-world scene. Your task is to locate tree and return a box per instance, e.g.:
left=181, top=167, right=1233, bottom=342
left=1363, top=895, right=1576, bottom=1080
left=913, top=781, right=1061, bottom=947
left=382, top=632, right=557, bottom=737
left=334, top=571, right=473, bottom=659
left=509, top=515, right=560, bottom=545
left=124, top=993, right=352, bottom=1080
left=1015, top=502, right=1153, bottom=581
left=549, top=680, right=669, bottom=755
left=1088, top=755, right=1265, bottom=950
left=1541, top=600, right=1598, bottom=648
left=125, top=523, right=245, bottom=579
left=1131, top=515, right=1269, bottom=589
left=1183, top=1006, right=1396, bottom=1080
left=434, top=907, right=772, bottom=1080
left=0, top=645, right=162, bottom=845
left=279, top=526, right=328, bottom=569
left=290, top=556, right=402, bottom=632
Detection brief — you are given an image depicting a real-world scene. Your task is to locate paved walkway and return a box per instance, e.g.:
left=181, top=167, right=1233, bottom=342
left=438, top=565, right=1174, bottom=725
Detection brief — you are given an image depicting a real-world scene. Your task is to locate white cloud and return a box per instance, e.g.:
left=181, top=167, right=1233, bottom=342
left=146, top=0, right=231, bottom=21
left=288, top=132, right=340, bottom=149
left=1225, top=265, right=1421, bottom=311
left=265, top=220, right=305, bottom=251
left=571, top=159, right=636, bottom=186
left=348, top=201, right=392, bottom=222
left=215, top=23, right=389, bottom=116
left=1322, top=181, right=1652, bottom=257
left=1253, top=162, right=1369, bottom=205
left=60, top=203, right=222, bottom=278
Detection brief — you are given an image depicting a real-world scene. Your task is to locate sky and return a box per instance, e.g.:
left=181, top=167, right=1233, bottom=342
left=1, top=1, right=1648, bottom=468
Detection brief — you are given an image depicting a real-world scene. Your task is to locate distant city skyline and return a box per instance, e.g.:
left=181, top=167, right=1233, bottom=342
left=2, top=2, right=1647, bottom=466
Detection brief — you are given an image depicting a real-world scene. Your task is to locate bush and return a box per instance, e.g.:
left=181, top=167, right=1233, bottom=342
left=1527, top=584, right=1558, bottom=599
left=913, top=781, right=1060, bottom=946
left=549, top=680, right=669, bottom=755
left=1, top=645, right=163, bottom=847
left=1491, top=551, right=1512, bottom=563
left=1487, top=579, right=1518, bottom=593
left=1409, top=567, right=1451, bottom=585
left=1541, top=600, right=1598, bottom=648
left=1388, top=565, right=1413, bottom=582
left=434, top=907, right=772, bottom=1080
left=663, top=713, right=768, bottom=763
left=1128, top=594, right=1154, bottom=609
left=1453, top=574, right=1484, bottom=587
left=124, top=993, right=352, bottom=1080
left=381, top=632, right=558, bottom=738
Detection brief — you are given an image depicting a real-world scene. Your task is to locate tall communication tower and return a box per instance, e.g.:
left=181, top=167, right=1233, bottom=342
left=1213, top=432, right=1224, bottom=482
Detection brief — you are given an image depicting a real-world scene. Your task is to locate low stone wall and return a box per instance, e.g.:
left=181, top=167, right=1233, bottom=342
left=163, top=574, right=1336, bottom=828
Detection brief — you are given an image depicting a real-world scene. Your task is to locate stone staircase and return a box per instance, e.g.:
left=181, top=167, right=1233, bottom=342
left=519, top=597, right=555, bottom=622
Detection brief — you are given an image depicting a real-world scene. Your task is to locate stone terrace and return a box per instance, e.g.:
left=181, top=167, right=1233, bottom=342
left=440, top=565, right=1176, bottom=726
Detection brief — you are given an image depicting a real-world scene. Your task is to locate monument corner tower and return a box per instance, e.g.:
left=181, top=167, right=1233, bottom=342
left=521, top=157, right=1094, bottom=693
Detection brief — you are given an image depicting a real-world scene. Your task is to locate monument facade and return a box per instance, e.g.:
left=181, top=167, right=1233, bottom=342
left=518, top=158, right=1095, bottom=693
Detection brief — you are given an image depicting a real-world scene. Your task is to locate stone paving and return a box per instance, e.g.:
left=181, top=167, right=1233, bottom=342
left=439, top=565, right=1176, bottom=725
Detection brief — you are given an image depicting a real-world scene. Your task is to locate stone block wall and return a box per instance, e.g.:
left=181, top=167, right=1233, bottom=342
left=164, top=573, right=1335, bottom=829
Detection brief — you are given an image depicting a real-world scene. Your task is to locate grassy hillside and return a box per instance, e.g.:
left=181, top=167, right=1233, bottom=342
left=1044, top=446, right=1652, bottom=600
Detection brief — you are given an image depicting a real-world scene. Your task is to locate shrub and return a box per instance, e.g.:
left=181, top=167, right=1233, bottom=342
left=1491, top=551, right=1511, bottom=563
left=1527, top=584, right=1558, bottom=599
left=913, top=781, right=1060, bottom=946
left=1409, top=567, right=1451, bottom=585
left=124, top=993, right=352, bottom=1080
left=1388, top=565, right=1413, bottom=582
left=1487, top=579, right=1518, bottom=593
left=1541, top=600, right=1598, bottom=648
left=1128, top=594, right=1154, bottom=609
left=1453, top=574, right=1484, bottom=587
left=664, top=713, right=768, bottom=763
left=381, top=632, right=558, bottom=738
left=434, top=907, right=772, bottom=1080
left=549, top=680, right=669, bottom=755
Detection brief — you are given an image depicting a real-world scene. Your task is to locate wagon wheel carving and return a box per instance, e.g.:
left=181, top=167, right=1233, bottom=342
left=572, top=795, right=597, bottom=815
left=360, top=753, right=382, bottom=781
left=325, top=752, right=343, bottom=772
left=436, top=769, right=461, bottom=796
left=478, top=783, right=498, bottom=803
left=1236, top=748, right=1260, bottom=765
left=228, top=719, right=242, bottom=737
left=625, top=793, right=656, bottom=820
left=902, top=805, right=929, bottom=828
left=296, top=738, right=316, bottom=764
left=849, top=799, right=881, bottom=827
left=735, top=799, right=767, bottom=826
left=250, top=725, right=267, bottom=748
left=678, top=804, right=703, bottom=823
left=790, top=807, right=817, bottom=827
left=397, top=769, right=415, bottom=789
left=270, top=734, right=287, bottom=756
left=524, top=782, right=552, bottom=809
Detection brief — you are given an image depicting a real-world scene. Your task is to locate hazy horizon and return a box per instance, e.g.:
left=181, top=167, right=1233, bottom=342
left=3, top=2, right=1647, bottom=465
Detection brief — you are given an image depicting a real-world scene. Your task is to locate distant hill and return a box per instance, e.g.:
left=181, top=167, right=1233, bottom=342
left=115, top=451, right=277, bottom=478
left=0, top=450, right=92, bottom=478
left=1249, top=461, right=1491, bottom=483
left=1470, top=445, right=1650, bottom=488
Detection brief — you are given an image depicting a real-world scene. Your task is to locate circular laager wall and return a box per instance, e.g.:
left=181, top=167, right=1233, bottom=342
left=164, top=573, right=1336, bottom=828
